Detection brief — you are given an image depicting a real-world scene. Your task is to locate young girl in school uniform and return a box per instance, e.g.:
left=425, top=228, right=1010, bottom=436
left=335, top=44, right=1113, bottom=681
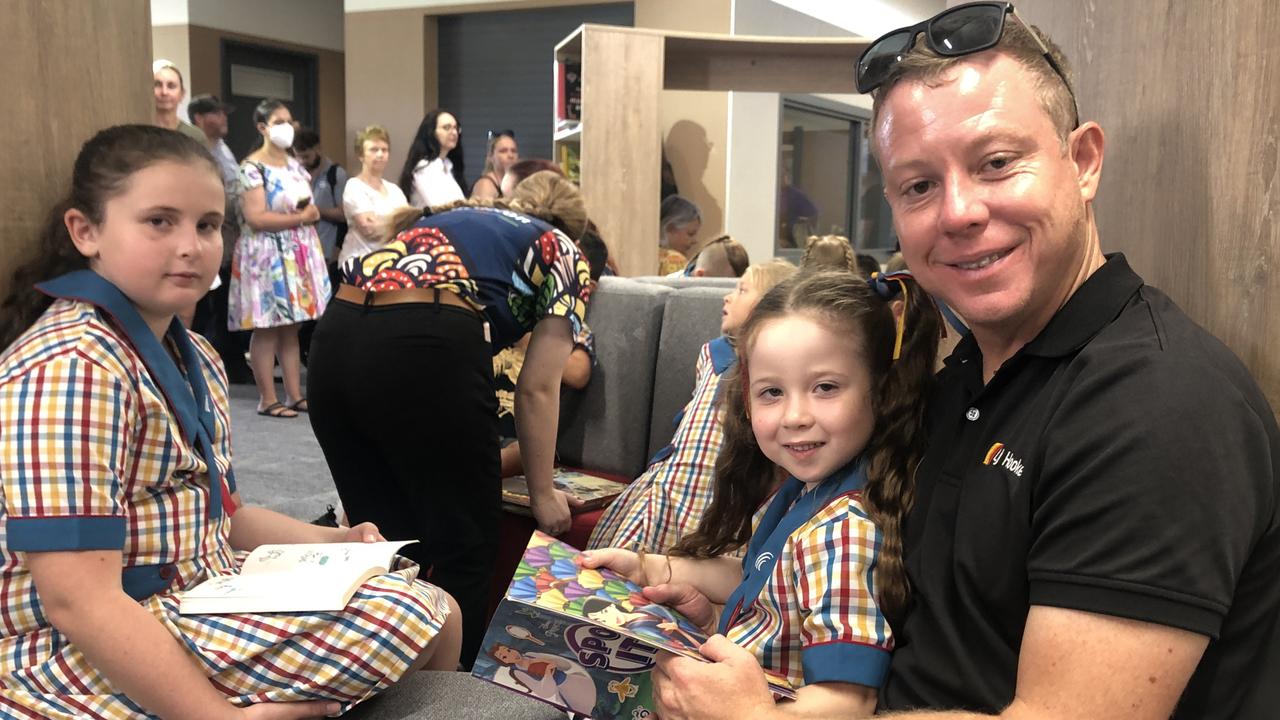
left=582, top=269, right=941, bottom=715
left=588, top=260, right=798, bottom=553
left=0, top=125, right=461, bottom=719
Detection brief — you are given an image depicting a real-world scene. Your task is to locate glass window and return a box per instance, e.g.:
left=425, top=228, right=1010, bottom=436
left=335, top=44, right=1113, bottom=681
left=776, top=99, right=895, bottom=260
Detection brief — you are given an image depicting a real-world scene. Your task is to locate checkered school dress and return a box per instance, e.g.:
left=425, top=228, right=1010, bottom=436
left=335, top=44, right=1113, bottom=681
left=588, top=337, right=734, bottom=552
left=0, top=297, right=449, bottom=718
left=724, top=484, right=893, bottom=689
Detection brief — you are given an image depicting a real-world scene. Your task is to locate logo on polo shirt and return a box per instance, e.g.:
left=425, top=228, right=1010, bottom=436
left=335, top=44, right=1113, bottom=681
left=754, top=552, right=775, bottom=572
left=982, top=442, right=1024, bottom=477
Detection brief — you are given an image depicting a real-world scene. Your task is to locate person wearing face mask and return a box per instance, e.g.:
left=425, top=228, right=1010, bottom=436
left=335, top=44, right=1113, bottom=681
left=398, top=109, right=467, bottom=208
left=228, top=98, right=330, bottom=419
left=151, top=59, right=208, bottom=147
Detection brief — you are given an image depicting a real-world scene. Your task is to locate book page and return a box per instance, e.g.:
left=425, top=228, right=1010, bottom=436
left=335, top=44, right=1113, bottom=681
left=238, top=540, right=415, bottom=577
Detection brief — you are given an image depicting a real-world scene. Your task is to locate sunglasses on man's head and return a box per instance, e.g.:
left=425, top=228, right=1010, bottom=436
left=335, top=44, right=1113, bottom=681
left=855, top=1, right=1077, bottom=126
left=487, top=129, right=516, bottom=142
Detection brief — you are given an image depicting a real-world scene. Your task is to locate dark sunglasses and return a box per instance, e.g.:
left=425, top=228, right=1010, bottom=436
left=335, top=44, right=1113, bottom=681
left=487, top=129, right=516, bottom=142
left=856, top=2, right=1077, bottom=126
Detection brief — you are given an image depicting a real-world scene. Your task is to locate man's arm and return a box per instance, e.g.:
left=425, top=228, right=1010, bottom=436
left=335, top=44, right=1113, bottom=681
left=651, top=606, right=1207, bottom=720
left=881, top=606, right=1207, bottom=720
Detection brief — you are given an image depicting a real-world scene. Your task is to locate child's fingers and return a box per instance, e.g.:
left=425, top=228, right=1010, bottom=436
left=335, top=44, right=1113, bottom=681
left=698, top=634, right=754, bottom=665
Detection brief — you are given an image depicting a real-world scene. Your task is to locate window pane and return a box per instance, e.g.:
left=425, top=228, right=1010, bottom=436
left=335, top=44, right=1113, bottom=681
left=777, top=104, right=851, bottom=250
left=858, top=140, right=896, bottom=252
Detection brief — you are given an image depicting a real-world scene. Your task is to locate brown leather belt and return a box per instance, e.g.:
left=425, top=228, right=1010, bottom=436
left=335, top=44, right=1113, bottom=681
left=334, top=283, right=475, bottom=312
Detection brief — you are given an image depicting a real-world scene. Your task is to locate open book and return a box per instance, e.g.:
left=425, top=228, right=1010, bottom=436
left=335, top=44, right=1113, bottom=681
left=502, top=469, right=626, bottom=515
left=473, top=532, right=794, bottom=719
left=178, top=540, right=416, bottom=615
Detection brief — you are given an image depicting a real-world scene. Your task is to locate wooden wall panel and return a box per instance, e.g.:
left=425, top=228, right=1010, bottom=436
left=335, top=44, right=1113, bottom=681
left=0, top=0, right=151, bottom=301
left=1012, top=0, right=1280, bottom=414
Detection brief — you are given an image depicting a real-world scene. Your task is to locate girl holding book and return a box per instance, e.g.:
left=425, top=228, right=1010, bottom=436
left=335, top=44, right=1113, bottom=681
left=588, top=260, right=797, bottom=553
left=0, top=125, right=461, bottom=719
left=581, top=270, right=941, bottom=715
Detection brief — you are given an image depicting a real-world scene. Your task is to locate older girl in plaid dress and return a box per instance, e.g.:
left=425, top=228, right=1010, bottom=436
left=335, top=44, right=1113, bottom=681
left=0, top=125, right=460, bottom=719
left=583, top=271, right=941, bottom=715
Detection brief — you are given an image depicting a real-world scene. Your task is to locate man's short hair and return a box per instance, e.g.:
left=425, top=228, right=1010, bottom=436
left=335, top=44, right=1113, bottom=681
left=871, top=17, right=1077, bottom=147
left=293, top=128, right=321, bottom=152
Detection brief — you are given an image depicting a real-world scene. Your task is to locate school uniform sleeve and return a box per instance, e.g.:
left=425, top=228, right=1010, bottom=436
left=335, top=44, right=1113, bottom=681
left=520, top=229, right=593, bottom=338
left=0, top=355, right=134, bottom=551
left=790, top=499, right=893, bottom=687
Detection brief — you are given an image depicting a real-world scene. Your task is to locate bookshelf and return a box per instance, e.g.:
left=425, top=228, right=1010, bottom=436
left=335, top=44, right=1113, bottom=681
left=554, top=25, right=868, bottom=276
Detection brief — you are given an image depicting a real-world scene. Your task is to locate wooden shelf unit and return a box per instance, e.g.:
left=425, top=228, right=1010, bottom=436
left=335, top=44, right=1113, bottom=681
left=554, top=24, right=868, bottom=276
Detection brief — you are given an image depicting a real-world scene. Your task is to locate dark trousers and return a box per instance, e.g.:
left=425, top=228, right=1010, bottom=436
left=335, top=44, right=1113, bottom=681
left=193, top=266, right=252, bottom=383
left=306, top=297, right=499, bottom=669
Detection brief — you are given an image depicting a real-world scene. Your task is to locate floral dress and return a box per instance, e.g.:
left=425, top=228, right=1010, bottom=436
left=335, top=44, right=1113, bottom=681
left=228, top=158, right=331, bottom=329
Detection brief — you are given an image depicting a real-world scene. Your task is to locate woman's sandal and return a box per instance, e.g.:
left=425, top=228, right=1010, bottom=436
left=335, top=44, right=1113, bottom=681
left=288, top=398, right=309, bottom=413
left=257, top=401, right=298, bottom=419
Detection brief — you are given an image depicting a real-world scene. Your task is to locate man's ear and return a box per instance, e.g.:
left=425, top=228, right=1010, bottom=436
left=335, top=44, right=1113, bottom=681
left=64, top=208, right=99, bottom=260
left=1069, top=121, right=1105, bottom=204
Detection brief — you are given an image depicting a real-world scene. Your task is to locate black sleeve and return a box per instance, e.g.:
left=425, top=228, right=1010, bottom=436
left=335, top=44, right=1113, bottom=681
left=1027, top=348, right=1275, bottom=638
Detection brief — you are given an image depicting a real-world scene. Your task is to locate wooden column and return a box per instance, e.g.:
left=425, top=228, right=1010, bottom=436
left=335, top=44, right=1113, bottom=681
left=0, top=0, right=152, bottom=300
left=1013, top=0, right=1280, bottom=414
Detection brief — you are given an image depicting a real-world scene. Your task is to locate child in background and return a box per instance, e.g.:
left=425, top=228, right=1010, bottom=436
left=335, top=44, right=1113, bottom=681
left=583, top=270, right=941, bottom=715
left=588, top=260, right=798, bottom=552
left=0, top=125, right=460, bottom=718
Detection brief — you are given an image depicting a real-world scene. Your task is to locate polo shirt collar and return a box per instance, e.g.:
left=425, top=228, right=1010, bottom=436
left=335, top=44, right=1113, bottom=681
left=1021, top=253, right=1144, bottom=358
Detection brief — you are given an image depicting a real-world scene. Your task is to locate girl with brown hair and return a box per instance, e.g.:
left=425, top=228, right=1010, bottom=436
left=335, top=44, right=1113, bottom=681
left=581, top=269, right=941, bottom=716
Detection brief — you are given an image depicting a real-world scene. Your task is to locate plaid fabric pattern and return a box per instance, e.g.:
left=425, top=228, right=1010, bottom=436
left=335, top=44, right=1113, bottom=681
left=725, top=491, right=892, bottom=688
left=588, top=341, right=724, bottom=552
left=0, top=301, right=449, bottom=717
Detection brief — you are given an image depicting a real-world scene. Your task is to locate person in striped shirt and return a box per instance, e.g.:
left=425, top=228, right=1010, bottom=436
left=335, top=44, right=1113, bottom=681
left=582, top=270, right=941, bottom=716
left=588, top=260, right=797, bottom=553
left=0, top=125, right=461, bottom=719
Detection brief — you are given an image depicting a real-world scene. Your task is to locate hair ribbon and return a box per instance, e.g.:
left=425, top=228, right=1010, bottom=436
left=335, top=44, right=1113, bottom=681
left=870, top=271, right=911, bottom=361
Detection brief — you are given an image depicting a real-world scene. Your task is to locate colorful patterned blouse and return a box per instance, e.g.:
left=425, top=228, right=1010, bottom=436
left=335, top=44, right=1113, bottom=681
left=343, top=206, right=592, bottom=350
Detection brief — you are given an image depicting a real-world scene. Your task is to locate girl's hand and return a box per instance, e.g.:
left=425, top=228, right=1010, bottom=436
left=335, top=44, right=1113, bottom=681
left=530, top=488, right=575, bottom=536
left=578, top=548, right=644, bottom=585
left=338, top=521, right=383, bottom=543
left=643, top=583, right=718, bottom=633
left=239, top=700, right=341, bottom=719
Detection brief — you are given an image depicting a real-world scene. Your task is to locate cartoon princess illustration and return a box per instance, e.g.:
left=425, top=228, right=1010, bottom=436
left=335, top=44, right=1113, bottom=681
left=486, top=643, right=597, bottom=714
left=580, top=597, right=706, bottom=653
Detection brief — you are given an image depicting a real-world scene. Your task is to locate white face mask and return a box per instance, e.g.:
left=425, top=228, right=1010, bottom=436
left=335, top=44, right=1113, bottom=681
left=267, top=122, right=295, bottom=149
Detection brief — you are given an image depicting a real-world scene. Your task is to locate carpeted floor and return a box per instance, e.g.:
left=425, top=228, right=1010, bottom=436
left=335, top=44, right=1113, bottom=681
left=226, top=379, right=340, bottom=522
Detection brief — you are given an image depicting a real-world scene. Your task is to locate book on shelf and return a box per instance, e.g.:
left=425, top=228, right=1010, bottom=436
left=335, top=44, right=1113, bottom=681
left=558, top=142, right=580, bottom=184
left=177, top=540, right=416, bottom=615
left=556, top=61, right=582, bottom=121
left=472, top=531, right=795, bottom=719
left=502, top=468, right=626, bottom=515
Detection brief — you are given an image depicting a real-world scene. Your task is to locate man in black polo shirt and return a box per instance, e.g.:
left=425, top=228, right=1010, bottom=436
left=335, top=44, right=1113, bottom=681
left=646, top=6, right=1279, bottom=720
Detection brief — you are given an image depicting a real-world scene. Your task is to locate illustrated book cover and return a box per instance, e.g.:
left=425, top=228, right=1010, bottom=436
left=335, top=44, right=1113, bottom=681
left=472, top=531, right=794, bottom=719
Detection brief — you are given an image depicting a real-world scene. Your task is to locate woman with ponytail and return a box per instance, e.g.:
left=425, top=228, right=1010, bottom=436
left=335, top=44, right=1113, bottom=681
left=306, top=170, right=593, bottom=668
left=581, top=269, right=941, bottom=716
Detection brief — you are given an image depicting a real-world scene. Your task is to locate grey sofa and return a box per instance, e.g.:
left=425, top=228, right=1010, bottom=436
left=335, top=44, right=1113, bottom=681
left=346, top=275, right=733, bottom=718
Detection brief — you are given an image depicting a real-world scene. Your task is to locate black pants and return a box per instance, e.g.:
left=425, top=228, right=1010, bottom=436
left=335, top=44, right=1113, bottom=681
left=307, top=296, right=499, bottom=669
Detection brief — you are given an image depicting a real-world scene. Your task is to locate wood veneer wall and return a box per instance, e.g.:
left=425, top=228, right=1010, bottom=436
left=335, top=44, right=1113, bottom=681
left=1, top=0, right=152, bottom=301
left=1010, top=0, right=1280, bottom=413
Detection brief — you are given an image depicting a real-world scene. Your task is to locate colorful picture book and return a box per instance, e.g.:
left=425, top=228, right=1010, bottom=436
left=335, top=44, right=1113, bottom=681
left=501, top=469, right=625, bottom=514
left=472, top=532, right=794, bottom=719
left=178, top=540, right=415, bottom=615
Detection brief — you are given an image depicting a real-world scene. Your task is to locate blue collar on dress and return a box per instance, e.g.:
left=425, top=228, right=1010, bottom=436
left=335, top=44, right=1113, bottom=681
left=718, top=458, right=869, bottom=634
left=708, top=335, right=735, bottom=376
left=35, top=270, right=233, bottom=518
